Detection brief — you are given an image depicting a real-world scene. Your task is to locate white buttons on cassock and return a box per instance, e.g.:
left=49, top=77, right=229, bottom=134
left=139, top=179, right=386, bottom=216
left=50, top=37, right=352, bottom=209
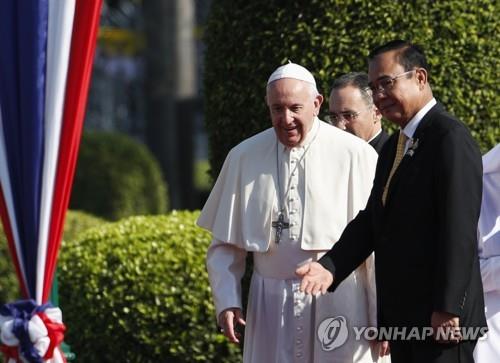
left=292, top=282, right=306, bottom=360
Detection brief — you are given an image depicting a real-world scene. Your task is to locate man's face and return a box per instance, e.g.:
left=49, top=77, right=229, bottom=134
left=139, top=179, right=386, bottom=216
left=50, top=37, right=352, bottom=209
left=368, top=50, right=422, bottom=127
left=267, top=78, right=323, bottom=147
left=328, top=85, right=380, bottom=141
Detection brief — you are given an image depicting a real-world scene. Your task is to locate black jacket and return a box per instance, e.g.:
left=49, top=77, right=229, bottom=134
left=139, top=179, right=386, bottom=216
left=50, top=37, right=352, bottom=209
left=369, top=128, right=390, bottom=154
left=320, top=103, right=487, bottom=333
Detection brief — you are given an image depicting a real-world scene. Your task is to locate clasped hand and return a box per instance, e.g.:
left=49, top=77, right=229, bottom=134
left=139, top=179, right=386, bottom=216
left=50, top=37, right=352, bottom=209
left=295, top=262, right=334, bottom=295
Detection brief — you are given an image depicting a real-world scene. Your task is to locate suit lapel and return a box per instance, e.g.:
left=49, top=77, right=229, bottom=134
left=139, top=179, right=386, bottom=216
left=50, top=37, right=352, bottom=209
left=380, top=133, right=399, bottom=187
left=383, top=103, right=442, bottom=207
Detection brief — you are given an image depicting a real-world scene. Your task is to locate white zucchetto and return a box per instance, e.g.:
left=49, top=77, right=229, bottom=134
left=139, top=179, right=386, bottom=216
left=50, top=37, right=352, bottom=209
left=267, top=62, right=316, bottom=86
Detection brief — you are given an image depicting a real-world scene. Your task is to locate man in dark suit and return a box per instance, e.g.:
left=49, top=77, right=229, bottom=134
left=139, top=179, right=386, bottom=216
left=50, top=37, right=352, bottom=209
left=328, top=72, right=390, bottom=153
left=297, top=40, right=487, bottom=363
left=368, top=125, right=389, bottom=154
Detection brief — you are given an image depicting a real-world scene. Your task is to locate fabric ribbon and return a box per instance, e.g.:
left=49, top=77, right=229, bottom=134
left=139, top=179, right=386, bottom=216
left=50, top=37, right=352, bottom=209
left=0, top=343, right=19, bottom=361
left=0, top=299, right=65, bottom=363
left=37, top=312, right=65, bottom=360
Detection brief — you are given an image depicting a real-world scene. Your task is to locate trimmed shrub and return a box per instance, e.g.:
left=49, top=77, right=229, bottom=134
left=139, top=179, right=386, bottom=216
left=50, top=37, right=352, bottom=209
left=57, top=211, right=242, bottom=363
left=204, top=0, right=499, bottom=178
left=63, top=210, right=107, bottom=243
left=70, top=131, right=169, bottom=220
left=0, top=210, right=105, bottom=304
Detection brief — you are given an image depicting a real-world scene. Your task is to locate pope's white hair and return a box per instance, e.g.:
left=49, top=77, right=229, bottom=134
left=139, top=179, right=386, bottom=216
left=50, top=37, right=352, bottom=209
left=308, top=83, right=320, bottom=98
left=266, top=80, right=319, bottom=103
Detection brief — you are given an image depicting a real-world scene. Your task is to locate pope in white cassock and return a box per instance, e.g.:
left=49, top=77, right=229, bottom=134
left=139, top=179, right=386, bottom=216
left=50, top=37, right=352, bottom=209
left=474, top=143, right=500, bottom=363
left=198, top=63, right=390, bottom=362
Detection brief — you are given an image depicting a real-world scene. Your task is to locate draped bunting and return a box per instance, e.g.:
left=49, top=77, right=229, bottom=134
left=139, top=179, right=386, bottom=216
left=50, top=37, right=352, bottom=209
left=0, top=300, right=66, bottom=363
left=0, top=1, right=103, bottom=362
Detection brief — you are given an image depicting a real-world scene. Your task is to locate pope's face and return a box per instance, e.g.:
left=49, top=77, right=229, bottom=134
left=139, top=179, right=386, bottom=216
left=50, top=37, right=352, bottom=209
left=266, top=78, right=323, bottom=147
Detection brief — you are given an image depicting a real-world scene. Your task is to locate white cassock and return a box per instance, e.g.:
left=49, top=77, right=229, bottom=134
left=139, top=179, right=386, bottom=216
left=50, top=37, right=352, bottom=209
left=474, top=144, right=500, bottom=363
left=198, top=118, right=389, bottom=363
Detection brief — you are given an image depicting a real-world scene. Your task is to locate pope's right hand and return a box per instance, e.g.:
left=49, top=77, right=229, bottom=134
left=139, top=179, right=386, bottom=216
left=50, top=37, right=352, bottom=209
left=295, top=262, right=334, bottom=295
left=218, top=308, right=246, bottom=344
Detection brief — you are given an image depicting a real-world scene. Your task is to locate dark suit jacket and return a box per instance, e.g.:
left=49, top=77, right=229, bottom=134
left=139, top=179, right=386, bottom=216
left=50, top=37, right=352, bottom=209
left=320, top=103, right=487, bottom=334
left=369, top=128, right=390, bottom=154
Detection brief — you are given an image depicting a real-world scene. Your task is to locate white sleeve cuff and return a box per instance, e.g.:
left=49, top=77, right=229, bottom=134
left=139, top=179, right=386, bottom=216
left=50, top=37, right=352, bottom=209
left=206, top=238, right=247, bottom=319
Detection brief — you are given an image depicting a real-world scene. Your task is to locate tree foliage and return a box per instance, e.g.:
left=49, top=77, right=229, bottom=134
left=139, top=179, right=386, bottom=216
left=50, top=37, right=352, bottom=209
left=204, top=0, right=499, bottom=178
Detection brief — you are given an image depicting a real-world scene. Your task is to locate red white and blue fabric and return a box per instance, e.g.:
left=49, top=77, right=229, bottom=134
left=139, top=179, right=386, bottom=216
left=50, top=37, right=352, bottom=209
left=0, top=1, right=102, bottom=362
left=0, top=300, right=65, bottom=363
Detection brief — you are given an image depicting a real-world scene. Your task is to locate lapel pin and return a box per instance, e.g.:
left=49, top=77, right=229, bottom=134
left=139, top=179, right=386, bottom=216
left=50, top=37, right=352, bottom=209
left=406, top=138, right=419, bottom=157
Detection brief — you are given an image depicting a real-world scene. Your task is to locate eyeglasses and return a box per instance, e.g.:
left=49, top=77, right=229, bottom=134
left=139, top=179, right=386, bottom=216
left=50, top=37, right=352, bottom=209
left=368, top=70, right=416, bottom=94
left=324, top=111, right=360, bottom=125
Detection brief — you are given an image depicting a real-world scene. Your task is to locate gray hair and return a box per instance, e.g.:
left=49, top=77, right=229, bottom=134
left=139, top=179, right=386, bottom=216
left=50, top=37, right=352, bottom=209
left=330, top=72, right=373, bottom=106
left=266, top=80, right=319, bottom=101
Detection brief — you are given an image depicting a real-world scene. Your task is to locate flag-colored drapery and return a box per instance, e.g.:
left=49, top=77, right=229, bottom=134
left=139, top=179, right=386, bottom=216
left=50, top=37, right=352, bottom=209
left=0, top=1, right=103, bottom=362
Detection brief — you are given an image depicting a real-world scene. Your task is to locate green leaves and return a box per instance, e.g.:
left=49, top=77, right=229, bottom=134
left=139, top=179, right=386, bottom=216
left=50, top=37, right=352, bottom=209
left=0, top=210, right=105, bottom=305
left=58, top=211, right=242, bottom=362
left=205, top=0, right=499, bottom=177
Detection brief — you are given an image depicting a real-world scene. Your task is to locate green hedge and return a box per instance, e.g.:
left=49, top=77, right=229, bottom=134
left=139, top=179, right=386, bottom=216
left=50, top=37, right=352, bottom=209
left=70, top=131, right=169, bottom=220
left=0, top=210, right=105, bottom=304
left=0, top=230, right=21, bottom=305
left=62, top=210, right=107, bottom=242
left=204, top=0, right=499, bottom=178
left=58, top=211, right=241, bottom=363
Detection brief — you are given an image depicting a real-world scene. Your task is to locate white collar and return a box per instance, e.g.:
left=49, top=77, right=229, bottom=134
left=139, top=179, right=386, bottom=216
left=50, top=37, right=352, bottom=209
left=402, top=98, right=436, bottom=139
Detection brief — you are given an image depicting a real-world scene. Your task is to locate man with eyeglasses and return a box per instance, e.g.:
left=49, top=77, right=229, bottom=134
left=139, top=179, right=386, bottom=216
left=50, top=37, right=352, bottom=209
left=297, top=40, right=486, bottom=363
left=327, top=72, right=389, bottom=153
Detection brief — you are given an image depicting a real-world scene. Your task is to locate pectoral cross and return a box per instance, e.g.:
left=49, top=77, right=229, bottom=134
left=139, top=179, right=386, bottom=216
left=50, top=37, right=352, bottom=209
left=272, top=213, right=289, bottom=244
